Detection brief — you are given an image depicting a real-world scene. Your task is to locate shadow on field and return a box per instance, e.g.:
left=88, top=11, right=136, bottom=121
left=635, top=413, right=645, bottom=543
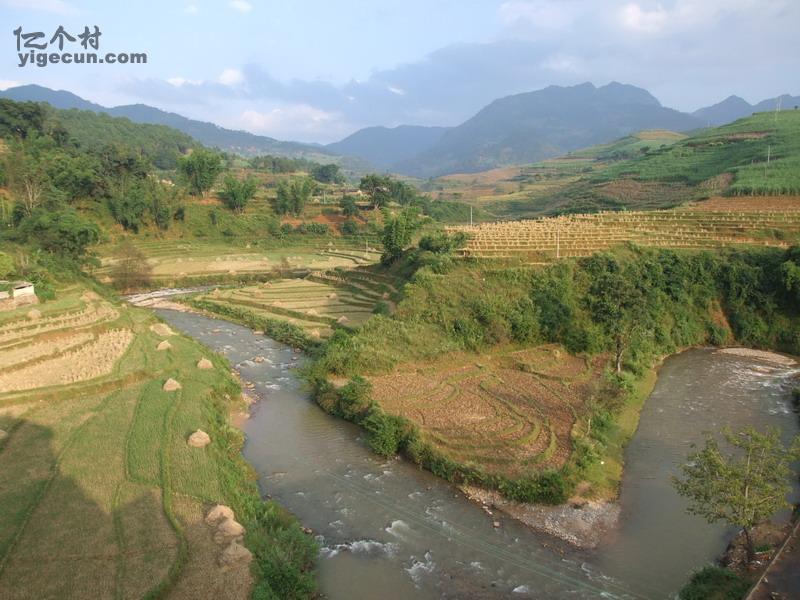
left=0, top=420, right=177, bottom=600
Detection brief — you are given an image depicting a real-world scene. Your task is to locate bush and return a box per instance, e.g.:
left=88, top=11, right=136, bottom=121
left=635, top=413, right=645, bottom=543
left=362, top=406, right=408, bottom=457
left=372, top=301, right=391, bottom=316
left=336, top=376, right=372, bottom=421
left=678, top=566, right=751, bottom=600
left=340, top=219, right=359, bottom=235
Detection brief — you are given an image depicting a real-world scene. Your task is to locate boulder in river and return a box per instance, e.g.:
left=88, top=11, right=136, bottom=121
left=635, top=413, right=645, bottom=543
left=163, top=378, right=182, bottom=392
left=188, top=430, right=211, bottom=448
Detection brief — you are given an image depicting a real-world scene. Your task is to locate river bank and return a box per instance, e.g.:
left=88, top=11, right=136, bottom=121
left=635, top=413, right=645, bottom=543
left=153, top=305, right=800, bottom=599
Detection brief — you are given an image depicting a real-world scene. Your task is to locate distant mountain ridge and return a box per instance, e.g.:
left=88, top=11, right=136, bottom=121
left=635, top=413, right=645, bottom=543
left=0, top=84, right=337, bottom=160
left=393, top=82, right=704, bottom=177
left=4, top=83, right=798, bottom=178
left=693, top=94, right=800, bottom=126
left=326, top=125, right=449, bottom=169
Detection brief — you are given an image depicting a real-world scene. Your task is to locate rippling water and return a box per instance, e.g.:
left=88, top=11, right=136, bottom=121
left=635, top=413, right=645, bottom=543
left=158, top=309, right=799, bottom=600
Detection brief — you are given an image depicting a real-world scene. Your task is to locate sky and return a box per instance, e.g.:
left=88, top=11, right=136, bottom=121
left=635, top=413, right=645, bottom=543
left=1, top=0, right=798, bottom=143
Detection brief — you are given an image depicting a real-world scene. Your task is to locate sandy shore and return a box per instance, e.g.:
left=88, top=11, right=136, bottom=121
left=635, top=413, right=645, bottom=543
left=460, top=485, right=620, bottom=549
left=716, top=347, right=797, bottom=366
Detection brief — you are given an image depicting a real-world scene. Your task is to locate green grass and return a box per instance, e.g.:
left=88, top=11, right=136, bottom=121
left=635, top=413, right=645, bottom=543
left=0, top=285, right=317, bottom=598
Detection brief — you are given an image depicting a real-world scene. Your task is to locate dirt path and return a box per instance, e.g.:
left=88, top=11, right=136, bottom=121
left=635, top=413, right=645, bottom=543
left=746, top=519, right=800, bottom=600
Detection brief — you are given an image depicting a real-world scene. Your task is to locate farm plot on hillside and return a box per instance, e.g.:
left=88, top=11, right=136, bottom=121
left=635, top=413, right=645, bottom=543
left=95, top=240, right=381, bottom=286
left=193, top=268, right=396, bottom=339
left=369, top=345, right=606, bottom=479
left=0, top=288, right=255, bottom=599
left=449, top=207, right=800, bottom=261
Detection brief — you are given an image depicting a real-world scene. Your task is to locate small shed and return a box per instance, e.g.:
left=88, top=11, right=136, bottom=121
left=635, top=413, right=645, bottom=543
left=11, top=281, right=35, bottom=298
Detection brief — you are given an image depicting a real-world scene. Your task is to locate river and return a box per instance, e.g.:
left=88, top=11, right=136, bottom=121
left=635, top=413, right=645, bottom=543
left=156, top=309, right=799, bottom=600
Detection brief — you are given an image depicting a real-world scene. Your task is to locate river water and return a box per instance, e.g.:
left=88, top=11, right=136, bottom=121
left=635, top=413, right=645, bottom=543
left=157, top=309, right=799, bottom=600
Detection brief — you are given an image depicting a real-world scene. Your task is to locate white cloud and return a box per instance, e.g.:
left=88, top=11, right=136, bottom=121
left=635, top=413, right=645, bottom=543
left=218, top=68, right=244, bottom=86
left=2, top=0, right=75, bottom=14
left=499, top=0, right=578, bottom=30
left=184, top=4, right=199, bottom=15
left=229, top=0, right=252, bottom=13
left=618, top=3, right=668, bottom=33
left=0, top=80, right=21, bottom=91
left=387, top=86, right=406, bottom=96
left=167, top=77, right=201, bottom=87
left=237, top=104, right=342, bottom=140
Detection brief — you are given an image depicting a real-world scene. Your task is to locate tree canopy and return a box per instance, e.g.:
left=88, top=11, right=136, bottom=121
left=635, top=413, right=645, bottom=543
left=178, top=148, right=223, bottom=196
left=673, top=425, right=800, bottom=561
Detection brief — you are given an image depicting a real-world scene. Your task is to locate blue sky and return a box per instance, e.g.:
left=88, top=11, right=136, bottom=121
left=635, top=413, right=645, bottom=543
left=1, top=0, right=798, bottom=142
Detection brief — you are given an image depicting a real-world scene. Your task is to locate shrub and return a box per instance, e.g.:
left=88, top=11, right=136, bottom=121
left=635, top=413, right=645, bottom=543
left=372, top=301, right=391, bottom=316
left=362, top=406, right=408, bottom=457
left=678, top=566, right=750, bottom=600
left=340, top=219, right=359, bottom=235
left=336, top=376, right=372, bottom=421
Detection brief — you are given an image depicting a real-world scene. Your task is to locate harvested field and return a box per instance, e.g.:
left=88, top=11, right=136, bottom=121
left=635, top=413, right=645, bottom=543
left=0, top=285, right=295, bottom=599
left=368, top=345, right=604, bottom=479
left=194, top=267, right=396, bottom=339
left=448, top=206, right=800, bottom=261
left=0, top=329, right=133, bottom=393
left=95, top=240, right=381, bottom=285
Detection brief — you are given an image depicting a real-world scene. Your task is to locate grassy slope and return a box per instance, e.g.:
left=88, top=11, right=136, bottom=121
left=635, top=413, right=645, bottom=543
left=431, top=111, right=800, bottom=220
left=0, top=281, right=317, bottom=599
left=307, top=245, right=800, bottom=504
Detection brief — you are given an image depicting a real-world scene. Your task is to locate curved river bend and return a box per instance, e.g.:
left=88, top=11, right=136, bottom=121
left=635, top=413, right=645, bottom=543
left=157, top=310, right=799, bottom=600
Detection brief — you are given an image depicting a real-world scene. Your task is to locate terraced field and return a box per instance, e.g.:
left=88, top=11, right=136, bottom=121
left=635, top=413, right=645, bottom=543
left=449, top=204, right=800, bottom=260
left=0, top=287, right=259, bottom=599
left=95, top=239, right=382, bottom=286
left=368, top=345, right=605, bottom=479
left=193, top=268, right=398, bottom=339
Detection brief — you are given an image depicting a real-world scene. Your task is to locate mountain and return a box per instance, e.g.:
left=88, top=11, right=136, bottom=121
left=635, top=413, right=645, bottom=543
left=693, top=93, right=800, bottom=126
left=0, top=84, right=105, bottom=112
left=395, top=82, right=704, bottom=178
left=0, top=84, right=338, bottom=161
left=327, top=125, right=449, bottom=169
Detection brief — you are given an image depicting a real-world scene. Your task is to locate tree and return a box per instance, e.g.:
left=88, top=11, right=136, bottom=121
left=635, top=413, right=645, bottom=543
left=110, top=241, right=153, bottom=291
left=583, top=254, right=643, bottom=372
left=5, top=148, right=49, bottom=217
left=339, top=195, right=359, bottom=217
left=0, top=251, right=14, bottom=279
left=310, top=163, right=343, bottom=184
left=673, top=426, right=800, bottom=563
left=177, top=148, right=223, bottom=197
left=275, top=177, right=315, bottom=217
left=359, top=174, right=393, bottom=209
left=381, top=207, right=420, bottom=264
left=219, top=174, right=258, bottom=213
left=18, top=208, right=100, bottom=262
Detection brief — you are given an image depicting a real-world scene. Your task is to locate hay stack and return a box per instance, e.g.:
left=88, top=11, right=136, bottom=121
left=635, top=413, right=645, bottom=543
left=150, top=323, right=175, bottom=336
left=163, top=378, right=182, bottom=392
left=206, top=505, right=234, bottom=526
left=26, top=309, right=41, bottom=320
left=187, top=430, right=211, bottom=448
left=197, top=358, right=213, bottom=370
left=157, top=340, right=172, bottom=351
left=218, top=541, right=252, bottom=570
left=214, top=518, right=246, bottom=544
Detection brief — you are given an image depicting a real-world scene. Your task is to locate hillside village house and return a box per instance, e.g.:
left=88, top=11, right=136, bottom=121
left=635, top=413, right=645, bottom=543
left=0, top=281, right=36, bottom=310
